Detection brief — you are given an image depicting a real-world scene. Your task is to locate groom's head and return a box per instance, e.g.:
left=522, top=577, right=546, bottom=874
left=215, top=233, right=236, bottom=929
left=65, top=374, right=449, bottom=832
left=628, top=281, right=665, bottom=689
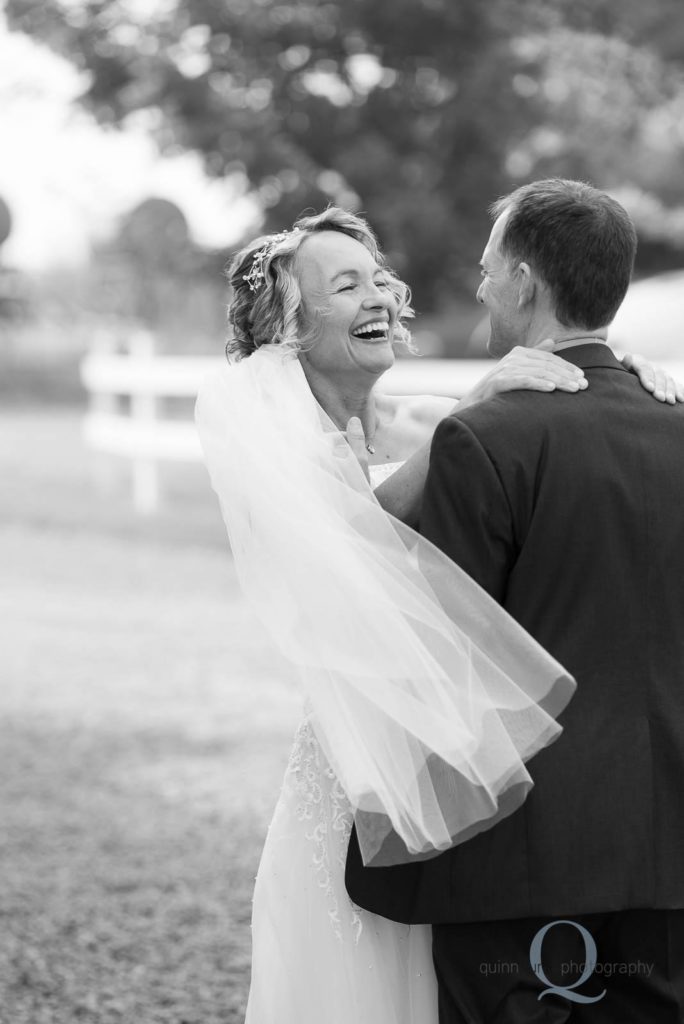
left=477, top=179, right=637, bottom=357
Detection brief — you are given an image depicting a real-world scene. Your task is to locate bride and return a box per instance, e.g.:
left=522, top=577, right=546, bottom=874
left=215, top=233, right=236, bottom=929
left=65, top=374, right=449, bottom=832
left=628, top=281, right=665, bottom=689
left=195, top=207, right=675, bottom=1023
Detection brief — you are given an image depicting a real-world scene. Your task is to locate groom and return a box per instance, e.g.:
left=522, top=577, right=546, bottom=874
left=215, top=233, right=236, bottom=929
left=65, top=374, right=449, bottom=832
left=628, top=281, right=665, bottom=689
left=346, top=179, right=684, bottom=1021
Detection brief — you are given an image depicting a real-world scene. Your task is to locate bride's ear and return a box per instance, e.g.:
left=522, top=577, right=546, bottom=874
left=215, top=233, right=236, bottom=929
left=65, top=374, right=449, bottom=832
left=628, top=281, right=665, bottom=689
left=516, top=262, right=535, bottom=309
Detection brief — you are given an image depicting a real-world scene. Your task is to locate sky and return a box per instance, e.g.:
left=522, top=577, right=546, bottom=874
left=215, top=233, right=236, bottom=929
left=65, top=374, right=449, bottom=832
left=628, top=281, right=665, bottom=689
left=0, top=8, right=259, bottom=270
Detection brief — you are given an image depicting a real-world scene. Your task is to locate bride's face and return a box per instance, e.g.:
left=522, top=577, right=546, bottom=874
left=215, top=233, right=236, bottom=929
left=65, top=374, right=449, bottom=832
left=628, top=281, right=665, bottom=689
left=296, top=231, right=399, bottom=379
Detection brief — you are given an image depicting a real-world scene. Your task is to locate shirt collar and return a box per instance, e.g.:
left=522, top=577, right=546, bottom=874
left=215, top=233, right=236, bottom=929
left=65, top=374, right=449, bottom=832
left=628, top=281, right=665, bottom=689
left=553, top=338, right=608, bottom=353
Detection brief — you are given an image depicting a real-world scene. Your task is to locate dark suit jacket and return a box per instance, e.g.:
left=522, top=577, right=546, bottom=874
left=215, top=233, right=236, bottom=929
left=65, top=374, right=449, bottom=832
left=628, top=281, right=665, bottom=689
left=345, top=343, right=684, bottom=923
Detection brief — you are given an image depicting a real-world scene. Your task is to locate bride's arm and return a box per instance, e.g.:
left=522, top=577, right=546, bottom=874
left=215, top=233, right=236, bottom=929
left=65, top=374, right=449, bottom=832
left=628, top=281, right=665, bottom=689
left=368, top=350, right=683, bottom=527
left=344, top=425, right=430, bottom=528
left=373, top=441, right=430, bottom=527
left=369, top=347, right=587, bottom=527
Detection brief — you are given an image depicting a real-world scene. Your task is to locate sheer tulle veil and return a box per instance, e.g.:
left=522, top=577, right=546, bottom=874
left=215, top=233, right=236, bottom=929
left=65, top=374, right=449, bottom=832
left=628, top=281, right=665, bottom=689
left=195, top=345, right=575, bottom=866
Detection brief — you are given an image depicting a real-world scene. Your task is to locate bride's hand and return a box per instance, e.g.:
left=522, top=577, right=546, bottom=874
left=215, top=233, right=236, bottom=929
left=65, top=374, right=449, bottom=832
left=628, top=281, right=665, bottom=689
left=457, top=341, right=587, bottom=412
left=619, top=352, right=684, bottom=404
left=345, top=416, right=370, bottom=482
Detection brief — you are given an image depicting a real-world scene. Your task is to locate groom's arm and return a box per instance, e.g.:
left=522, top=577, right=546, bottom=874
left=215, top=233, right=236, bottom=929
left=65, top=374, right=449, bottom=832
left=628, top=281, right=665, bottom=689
left=420, top=414, right=516, bottom=602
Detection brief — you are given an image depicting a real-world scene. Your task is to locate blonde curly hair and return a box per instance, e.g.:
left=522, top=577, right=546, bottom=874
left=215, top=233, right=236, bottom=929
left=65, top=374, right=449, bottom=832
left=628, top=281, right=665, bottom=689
left=226, top=207, right=414, bottom=361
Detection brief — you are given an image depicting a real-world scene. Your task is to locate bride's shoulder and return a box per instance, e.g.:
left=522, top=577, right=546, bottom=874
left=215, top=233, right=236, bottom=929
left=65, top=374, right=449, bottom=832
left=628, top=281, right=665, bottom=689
left=377, top=393, right=455, bottom=448
left=381, top=393, right=454, bottom=429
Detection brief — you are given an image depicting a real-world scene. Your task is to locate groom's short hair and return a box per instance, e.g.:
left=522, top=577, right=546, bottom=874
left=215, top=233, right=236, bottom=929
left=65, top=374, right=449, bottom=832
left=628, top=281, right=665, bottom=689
left=491, top=179, right=637, bottom=330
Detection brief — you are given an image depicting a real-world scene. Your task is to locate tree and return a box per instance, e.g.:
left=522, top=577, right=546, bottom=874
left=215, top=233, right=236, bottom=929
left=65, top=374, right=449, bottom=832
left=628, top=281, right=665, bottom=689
left=7, top=0, right=684, bottom=311
left=3, top=0, right=545, bottom=307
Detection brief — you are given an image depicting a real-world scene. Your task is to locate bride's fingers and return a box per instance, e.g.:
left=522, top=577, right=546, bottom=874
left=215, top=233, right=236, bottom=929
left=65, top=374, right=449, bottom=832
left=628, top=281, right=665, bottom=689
left=346, top=416, right=370, bottom=481
left=504, top=346, right=586, bottom=381
left=656, top=369, right=679, bottom=405
left=651, top=370, right=684, bottom=404
left=633, top=358, right=672, bottom=402
left=625, top=354, right=662, bottom=399
left=664, top=374, right=683, bottom=405
left=555, top=376, right=588, bottom=391
left=654, top=368, right=669, bottom=403
left=470, top=346, right=588, bottom=403
left=500, top=358, right=587, bottom=390
left=623, top=353, right=684, bottom=403
left=495, top=374, right=585, bottom=393
left=647, top=364, right=666, bottom=401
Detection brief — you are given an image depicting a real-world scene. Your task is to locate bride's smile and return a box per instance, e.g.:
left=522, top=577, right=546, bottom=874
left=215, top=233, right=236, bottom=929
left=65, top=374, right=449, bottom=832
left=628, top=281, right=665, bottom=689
left=295, top=230, right=399, bottom=378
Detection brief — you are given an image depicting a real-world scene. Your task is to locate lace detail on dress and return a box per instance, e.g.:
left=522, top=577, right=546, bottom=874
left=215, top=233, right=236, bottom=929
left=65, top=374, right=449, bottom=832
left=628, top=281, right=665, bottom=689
left=286, top=716, right=364, bottom=944
left=368, top=460, right=405, bottom=490
left=283, top=458, right=406, bottom=946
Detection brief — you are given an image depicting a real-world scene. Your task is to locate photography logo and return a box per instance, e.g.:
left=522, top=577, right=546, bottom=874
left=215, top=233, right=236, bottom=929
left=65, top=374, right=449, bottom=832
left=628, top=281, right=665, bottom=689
left=529, top=919, right=607, bottom=1004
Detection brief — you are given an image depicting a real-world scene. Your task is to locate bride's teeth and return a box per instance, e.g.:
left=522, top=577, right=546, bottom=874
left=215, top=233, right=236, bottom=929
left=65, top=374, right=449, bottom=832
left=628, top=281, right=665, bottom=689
left=353, top=322, right=388, bottom=337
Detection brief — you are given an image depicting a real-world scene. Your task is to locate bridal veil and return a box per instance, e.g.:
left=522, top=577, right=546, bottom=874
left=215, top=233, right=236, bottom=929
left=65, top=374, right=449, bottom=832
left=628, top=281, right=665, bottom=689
left=195, top=345, right=575, bottom=867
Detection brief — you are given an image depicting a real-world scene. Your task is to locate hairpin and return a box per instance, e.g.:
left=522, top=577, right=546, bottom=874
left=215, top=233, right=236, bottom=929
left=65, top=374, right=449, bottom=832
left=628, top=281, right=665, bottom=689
left=243, top=228, right=299, bottom=293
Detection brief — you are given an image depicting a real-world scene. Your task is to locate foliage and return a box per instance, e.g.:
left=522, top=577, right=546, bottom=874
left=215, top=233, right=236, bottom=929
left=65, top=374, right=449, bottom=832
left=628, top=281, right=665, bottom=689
left=6, top=0, right=684, bottom=308
left=89, top=197, right=228, bottom=349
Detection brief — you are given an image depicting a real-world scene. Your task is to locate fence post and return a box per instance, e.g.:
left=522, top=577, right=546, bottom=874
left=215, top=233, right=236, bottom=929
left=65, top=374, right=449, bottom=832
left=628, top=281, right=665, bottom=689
left=89, top=328, right=120, bottom=496
left=129, top=330, right=159, bottom=515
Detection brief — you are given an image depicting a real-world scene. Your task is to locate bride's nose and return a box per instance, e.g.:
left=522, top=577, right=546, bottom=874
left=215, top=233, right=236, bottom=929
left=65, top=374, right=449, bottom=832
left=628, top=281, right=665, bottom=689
left=362, top=284, right=391, bottom=309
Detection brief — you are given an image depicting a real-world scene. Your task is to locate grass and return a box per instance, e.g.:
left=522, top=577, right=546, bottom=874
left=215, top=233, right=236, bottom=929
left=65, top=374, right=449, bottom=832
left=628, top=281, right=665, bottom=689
left=0, top=409, right=300, bottom=1023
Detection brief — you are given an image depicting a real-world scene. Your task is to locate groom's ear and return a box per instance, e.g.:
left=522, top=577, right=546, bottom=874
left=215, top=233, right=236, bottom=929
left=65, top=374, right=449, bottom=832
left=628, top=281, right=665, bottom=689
left=516, top=262, right=535, bottom=309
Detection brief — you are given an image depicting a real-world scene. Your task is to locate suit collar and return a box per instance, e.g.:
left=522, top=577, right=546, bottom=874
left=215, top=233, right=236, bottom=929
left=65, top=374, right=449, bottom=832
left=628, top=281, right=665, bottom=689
left=555, top=342, right=629, bottom=373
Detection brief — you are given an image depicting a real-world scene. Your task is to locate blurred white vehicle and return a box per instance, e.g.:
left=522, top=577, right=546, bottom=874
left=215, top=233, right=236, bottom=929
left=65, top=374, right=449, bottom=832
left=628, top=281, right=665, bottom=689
left=610, top=270, right=684, bottom=358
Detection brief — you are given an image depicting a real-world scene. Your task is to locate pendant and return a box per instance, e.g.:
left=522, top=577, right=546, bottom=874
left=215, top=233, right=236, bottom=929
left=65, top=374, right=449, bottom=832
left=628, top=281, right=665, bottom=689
left=366, top=443, right=376, bottom=455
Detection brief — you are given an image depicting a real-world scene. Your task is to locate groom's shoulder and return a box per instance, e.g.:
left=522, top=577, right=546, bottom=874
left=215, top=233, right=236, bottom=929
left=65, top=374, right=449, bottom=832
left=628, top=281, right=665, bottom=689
left=433, top=387, right=593, bottom=462
left=447, top=389, right=552, bottom=442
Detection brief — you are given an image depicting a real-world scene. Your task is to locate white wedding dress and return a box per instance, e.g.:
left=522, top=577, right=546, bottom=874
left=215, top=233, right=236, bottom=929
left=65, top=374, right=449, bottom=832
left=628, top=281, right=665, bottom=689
left=196, top=350, right=574, bottom=1022
left=244, top=462, right=439, bottom=1024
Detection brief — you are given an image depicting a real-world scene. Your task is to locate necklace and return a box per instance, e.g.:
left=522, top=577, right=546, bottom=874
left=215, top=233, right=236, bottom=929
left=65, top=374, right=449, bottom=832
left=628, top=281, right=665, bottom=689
left=364, top=418, right=379, bottom=455
left=330, top=408, right=378, bottom=454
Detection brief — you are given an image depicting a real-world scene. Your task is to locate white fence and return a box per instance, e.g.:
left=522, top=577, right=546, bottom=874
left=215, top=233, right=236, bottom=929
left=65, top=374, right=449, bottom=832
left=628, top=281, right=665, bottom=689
left=80, top=334, right=684, bottom=515
left=80, top=334, right=493, bottom=514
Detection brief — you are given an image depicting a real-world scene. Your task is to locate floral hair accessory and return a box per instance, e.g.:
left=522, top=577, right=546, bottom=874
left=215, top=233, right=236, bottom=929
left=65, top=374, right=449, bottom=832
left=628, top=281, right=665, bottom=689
left=243, top=228, right=300, bottom=293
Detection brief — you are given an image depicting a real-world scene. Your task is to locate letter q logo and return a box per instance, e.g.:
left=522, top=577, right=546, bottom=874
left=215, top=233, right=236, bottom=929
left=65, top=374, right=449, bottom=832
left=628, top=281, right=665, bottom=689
left=529, top=920, right=606, bottom=1004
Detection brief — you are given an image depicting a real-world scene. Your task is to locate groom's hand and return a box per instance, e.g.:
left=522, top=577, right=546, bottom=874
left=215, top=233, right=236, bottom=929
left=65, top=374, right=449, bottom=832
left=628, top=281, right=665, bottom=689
left=458, top=343, right=587, bottom=411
